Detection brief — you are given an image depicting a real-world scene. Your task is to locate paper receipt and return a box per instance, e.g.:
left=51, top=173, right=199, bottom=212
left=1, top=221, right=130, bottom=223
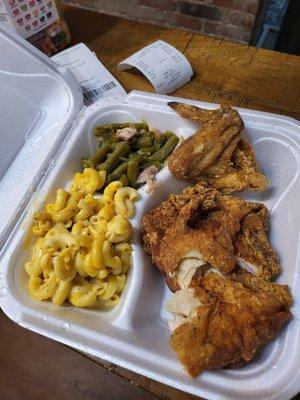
left=52, top=43, right=126, bottom=105
left=118, top=40, right=193, bottom=95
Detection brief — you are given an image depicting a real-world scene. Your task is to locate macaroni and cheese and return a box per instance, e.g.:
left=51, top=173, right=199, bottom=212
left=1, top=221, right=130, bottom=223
left=25, top=168, right=138, bottom=308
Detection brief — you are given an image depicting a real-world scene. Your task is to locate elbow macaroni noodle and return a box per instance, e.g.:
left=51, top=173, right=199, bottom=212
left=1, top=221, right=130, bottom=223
left=24, top=168, right=138, bottom=308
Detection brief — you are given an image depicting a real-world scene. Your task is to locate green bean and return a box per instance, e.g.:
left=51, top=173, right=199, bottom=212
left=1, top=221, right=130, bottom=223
left=164, top=130, right=175, bottom=138
left=132, top=139, right=150, bottom=150
left=86, top=121, right=178, bottom=190
left=106, top=153, right=143, bottom=184
left=103, top=132, right=120, bottom=146
left=94, top=122, right=148, bottom=137
left=138, top=146, right=157, bottom=155
left=147, top=135, right=179, bottom=163
left=119, top=152, right=142, bottom=163
left=127, top=160, right=138, bottom=187
left=106, top=160, right=128, bottom=183
left=82, top=158, right=92, bottom=169
left=110, top=142, right=119, bottom=150
left=94, top=123, right=127, bottom=137
left=130, top=122, right=149, bottom=130
left=132, top=132, right=154, bottom=149
left=94, top=131, right=112, bottom=144
left=90, top=144, right=111, bottom=168
left=153, top=133, right=165, bottom=143
left=128, top=153, right=144, bottom=163
left=119, top=174, right=129, bottom=186
left=153, top=140, right=164, bottom=151
left=99, top=142, right=130, bottom=173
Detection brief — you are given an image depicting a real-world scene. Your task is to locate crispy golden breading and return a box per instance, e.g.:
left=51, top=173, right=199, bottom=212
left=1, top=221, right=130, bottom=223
left=166, top=102, right=226, bottom=123
left=141, top=183, right=280, bottom=291
left=234, top=204, right=280, bottom=279
left=168, top=104, right=243, bottom=181
left=142, top=181, right=292, bottom=378
left=158, top=195, right=237, bottom=277
left=168, top=103, right=268, bottom=193
left=232, top=271, right=292, bottom=307
left=141, top=183, right=248, bottom=290
left=141, top=186, right=195, bottom=266
left=170, top=273, right=292, bottom=377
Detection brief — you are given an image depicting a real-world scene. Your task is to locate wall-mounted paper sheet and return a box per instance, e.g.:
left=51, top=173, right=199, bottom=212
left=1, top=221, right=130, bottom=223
left=118, top=40, right=193, bottom=95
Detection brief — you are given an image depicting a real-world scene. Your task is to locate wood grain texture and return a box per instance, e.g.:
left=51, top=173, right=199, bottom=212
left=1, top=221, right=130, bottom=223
left=64, top=5, right=300, bottom=119
left=1, top=6, right=300, bottom=400
left=78, top=353, right=199, bottom=400
left=0, top=311, right=159, bottom=400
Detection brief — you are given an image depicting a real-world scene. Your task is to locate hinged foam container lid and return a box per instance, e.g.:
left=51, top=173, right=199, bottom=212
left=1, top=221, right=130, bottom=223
left=0, top=26, right=83, bottom=250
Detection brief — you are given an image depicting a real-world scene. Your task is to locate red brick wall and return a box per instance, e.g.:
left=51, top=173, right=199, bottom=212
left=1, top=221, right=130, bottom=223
left=63, top=0, right=261, bottom=43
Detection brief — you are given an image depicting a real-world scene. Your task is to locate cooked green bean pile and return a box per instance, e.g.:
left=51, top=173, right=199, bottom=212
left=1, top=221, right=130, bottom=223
left=82, top=122, right=179, bottom=189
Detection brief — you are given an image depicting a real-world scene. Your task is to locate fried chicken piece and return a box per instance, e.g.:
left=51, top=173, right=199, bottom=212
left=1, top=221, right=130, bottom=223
left=141, top=186, right=194, bottom=263
left=167, top=103, right=227, bottom=124
left=142, top=183, right=250, bottom=290
left=170, top=272, right=292, bottom=377
left=234, top=204, right=280, bottom=279
left=142, top=183, right=279, bottom=291
left=232, top=271, right=292, bottom=307
left=203, top=139, right=269, bottom=192
left=168, top=102, right=268, bottom=193
left=158, top=194, right=239, bottom=279
left=168, top=104, right=243, bottom=181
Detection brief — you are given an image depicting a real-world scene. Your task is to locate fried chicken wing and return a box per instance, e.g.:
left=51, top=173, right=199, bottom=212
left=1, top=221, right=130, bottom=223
left=167, top=102, right=228, bottom=124
left=170, top=272, right=292, bottom=377
left=168, top=104, right=243, bottom=180
left=168, top=102, right=268, bottom=193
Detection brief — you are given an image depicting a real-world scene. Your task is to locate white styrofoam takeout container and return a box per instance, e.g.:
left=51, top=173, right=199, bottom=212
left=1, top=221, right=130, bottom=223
left=1, top=26, right=300, bottom=400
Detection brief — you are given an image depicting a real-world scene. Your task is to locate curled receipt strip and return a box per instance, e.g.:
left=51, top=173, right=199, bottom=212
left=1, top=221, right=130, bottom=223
left=52, top=43, right=126, bottom=105
left=118, top=40, right=193, bottom=95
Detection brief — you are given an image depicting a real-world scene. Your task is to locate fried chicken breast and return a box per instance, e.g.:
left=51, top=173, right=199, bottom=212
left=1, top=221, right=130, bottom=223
left=167, top=103, right=268, bottom=193
left=142, top=181, right=292, bottom=378
left=169, top=272, right=292, bottom=377
left=141, top=183, right=280, bottom=291
left=141, top=183, right=247, bottom=290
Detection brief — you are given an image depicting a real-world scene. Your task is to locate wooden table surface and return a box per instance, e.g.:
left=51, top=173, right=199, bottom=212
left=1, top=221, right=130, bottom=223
left=1, top=5, right=300, bottom=400
left=65, top=4, right=300, bottom=119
